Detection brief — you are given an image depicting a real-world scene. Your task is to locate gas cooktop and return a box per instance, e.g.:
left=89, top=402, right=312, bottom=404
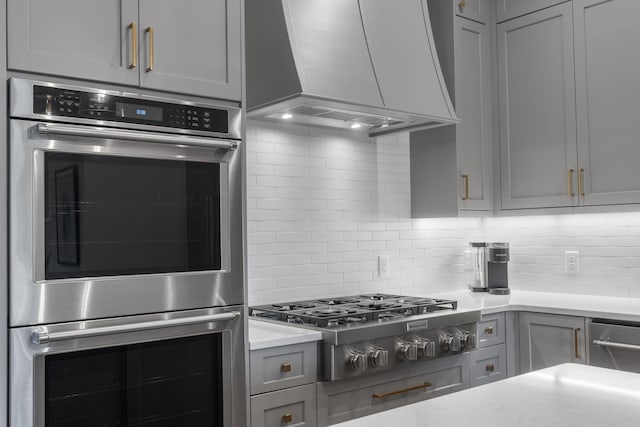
left=249, top=293, right=458, bottom=328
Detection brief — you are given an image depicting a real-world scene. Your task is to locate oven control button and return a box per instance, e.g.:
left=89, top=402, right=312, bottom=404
left=461, top=331, right=475, bottom=350
left=398, top=341, right=418, bottom=361
left=441, top=334, right=461, bottom=352
left=368, top=347, right=389, bottom=367
left=348, top=351, right=368, bottom=372
left=416, top=339, right=436, bottom=358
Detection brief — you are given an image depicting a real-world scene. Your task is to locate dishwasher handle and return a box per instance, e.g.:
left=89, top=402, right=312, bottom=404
left=592, top=339, right=640, bottom=352
left=35, top=123, right=238, bottom=150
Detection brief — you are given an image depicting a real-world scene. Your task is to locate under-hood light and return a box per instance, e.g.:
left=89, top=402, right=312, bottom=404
left=281, top=113, right=293, bottom=120
left=350, top=123, right=362, bottom=129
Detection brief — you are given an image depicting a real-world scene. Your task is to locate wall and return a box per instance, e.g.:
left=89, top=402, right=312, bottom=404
left=246, top=121, right=640, bottom=304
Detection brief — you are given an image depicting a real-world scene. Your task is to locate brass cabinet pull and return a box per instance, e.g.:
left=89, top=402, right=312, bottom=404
left=461, top=174, right=470, bottom=200
left=282, top=413, right=293, bottom=424
left=579, top=168, right=585, bottom=196
left=145, top=26, right=155, bottom=72
left=567, top=169, right=575, bottom=196
left=128, top=22, right=137, bottom=69
left=280, top=362, right=292, bottom=372
left=574, top=328, right=581, bottom=359
left=486, top=364, right=495, bottom=372
left=372, top=382, right=431, bottom=399
left=459, top=0, right=466, bottom=8
left=484, top=326, right=494, bottom=334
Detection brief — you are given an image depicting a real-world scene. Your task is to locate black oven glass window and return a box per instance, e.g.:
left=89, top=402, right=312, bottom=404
left=44, top=152, right=222, bottom=279
left=44, top=334, right=224, bottom=426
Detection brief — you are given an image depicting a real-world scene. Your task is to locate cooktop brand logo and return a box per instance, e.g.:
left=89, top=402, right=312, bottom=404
left=406, top=320, right=429, bottom=332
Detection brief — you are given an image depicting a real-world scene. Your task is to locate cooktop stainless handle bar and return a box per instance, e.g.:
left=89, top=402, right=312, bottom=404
left=31, top=311, right=241, bottom=345
left=36, top=123, right=238, bottom=150
left=592, top=340, right=640, bottom=352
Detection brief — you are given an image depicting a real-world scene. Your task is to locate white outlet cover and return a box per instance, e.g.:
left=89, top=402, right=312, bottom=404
left=378, top=255, right=390, bottom=277
left=565, top=251, right=579, bottom=274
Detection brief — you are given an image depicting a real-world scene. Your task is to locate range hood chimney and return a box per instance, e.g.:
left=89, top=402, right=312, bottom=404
left=246, top=0, right=459, bottom=136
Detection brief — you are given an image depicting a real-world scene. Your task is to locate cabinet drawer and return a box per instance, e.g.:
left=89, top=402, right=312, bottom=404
left=470, top=344, right=507, bottom=386
left=478, top=312, right=506, bottom=348
left=455, top=0, right=491, bottom=24
left=250, top=342, right=317, bottom=395
left=251, top=383, right=317, bottom=427
left=317, top=354, right=469, bottom=426
left=496, top=0, right=569, bottom=22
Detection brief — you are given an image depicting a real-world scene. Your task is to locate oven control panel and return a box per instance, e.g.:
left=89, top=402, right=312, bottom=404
left=32, top=85, right=229, bottom=134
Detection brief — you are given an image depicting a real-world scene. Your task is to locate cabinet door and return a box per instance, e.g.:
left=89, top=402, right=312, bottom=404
left=456, top=0, right=491, bottom=24
left=7, top=0, right=139, bottom=85
left=250, top=384, right=317, bottom=427
left=498, top=4, right=578, bottom=210
left=454, top=17, right=493, bottom=211
left=519, top=313, right=586, bottom=373
left=496, top=0, right=569, bottom=23
left=574, top=0, right=640, bottom=206
left=138, top=0, right=241, bottom=101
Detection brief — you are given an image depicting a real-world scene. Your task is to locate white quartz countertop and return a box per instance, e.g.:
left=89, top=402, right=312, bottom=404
left=332, top=364, right=640, bottom=427
left=248, top=319, right=322, bottom=350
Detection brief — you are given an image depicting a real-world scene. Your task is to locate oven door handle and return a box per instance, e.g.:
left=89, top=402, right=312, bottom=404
left=35, top=123, right=238, bottom=150
left=592, top=339, right=640, bottom=352
left=31, top=311, right=241, bottom=345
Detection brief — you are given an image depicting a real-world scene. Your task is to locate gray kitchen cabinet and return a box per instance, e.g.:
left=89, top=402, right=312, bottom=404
left=251, top=384, right=317, bottom=427
left=519, top=312, right=586, bottom=373
left=411, top=2, right=493, bottom=217
left=574, top=0, right=640, bottom=206
left=7, top=0, right=139, bottom=86
left=456, top=0, right=491, bottom=24
left=138, top=0, right=241, bottom=100
left=7, top=0, right=241, bottom=101
left=496, top=0, right=569, bottom=23
left=497, top=3, right=578, bottom=210
left=470, top=343, right=507, bottom=386
left=478, top=312, right=506, bottom=348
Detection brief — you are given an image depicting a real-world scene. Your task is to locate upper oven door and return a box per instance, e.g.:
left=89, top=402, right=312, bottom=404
left=9, top=119, right=244, bottom=326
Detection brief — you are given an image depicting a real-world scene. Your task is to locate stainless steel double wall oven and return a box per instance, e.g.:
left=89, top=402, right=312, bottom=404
left=8, top=78, right=246, bottom=426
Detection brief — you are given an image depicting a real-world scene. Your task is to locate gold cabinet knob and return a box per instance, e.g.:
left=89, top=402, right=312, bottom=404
left=282, top=413, right=293, bottom=424
left=486, top=364, right=495, bottom=372
left=280, top=362, right=292, bottom=372
left=459, top=0, right=466, bottom=8
left=484, top=326, right=494, bottom=334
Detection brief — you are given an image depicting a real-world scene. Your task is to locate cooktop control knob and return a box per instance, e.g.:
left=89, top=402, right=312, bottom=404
left=461, top=331, right=475, bottom=350
left=398, top=341, right=418, bottom=361
left=441, top=334, right=461, bottom=352
left=416, top=339, right=436, bottom=358
left=348, top=351, right=368, bottom=372
left=368, top=347, right=389, bottom=367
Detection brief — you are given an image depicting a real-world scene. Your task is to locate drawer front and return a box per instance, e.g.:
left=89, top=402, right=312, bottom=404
left=318, top=354, right=470, bottom=426
left=250, top=342, right=318, bottom=394
left=470, top=344, right=507, bottom=387
left=455, top=0, right=491, bottom=24
left=251, top=383, right=317, bottom=427
left=496, top=0, right=569, bottom=23
left=478, top=312, right=506, bottom=348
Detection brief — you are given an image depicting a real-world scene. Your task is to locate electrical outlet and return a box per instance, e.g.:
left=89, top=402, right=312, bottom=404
left=565, top=251, right=579, bottom=274
left=378, top=255, right=390, bottom=277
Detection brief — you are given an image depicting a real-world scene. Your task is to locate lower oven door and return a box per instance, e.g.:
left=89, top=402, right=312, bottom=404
left=589, top=320, right=640, bottom=373
left=9, top=306, right=246, bottom=427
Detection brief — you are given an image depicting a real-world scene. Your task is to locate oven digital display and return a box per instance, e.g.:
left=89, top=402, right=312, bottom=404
left=116, top=102, right=163, bottom=121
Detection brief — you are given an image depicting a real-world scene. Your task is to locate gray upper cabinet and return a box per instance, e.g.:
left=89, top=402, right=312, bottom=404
left=519, top=313, right=586, bottom=373
left=138, top=0, right=242, bottom=100
left=456, top=0, right=490, bottom=24
left=8, top=0, right=241, bottom=101
left=411, top=0, right=493, bottom=217
left=360, top=0, right=454, bottom=118
left=496, top=0, right=569, bottom=23
left=574, top=0, right=640, bottom=206
left=497, top=3, right=577, bottom=210
left=8, top=0, right=139, bottom=86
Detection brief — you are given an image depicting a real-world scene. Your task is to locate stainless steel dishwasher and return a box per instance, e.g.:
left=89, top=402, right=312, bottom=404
left=589, top=319, right=640, bottom=373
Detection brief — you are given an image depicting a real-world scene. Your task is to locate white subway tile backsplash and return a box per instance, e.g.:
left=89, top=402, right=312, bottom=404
left=246, top=120, right=640, bottom=305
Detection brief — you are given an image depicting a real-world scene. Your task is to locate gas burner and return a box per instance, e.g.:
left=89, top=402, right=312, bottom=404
left=376, top=312, right=405, bottom=322
left=318, top=297, right=360, bottom=305
left=356, top=302, right=402, bottom=311
left=360, top=293, right=401, bottom=301
left=397, top=297, right=437, bottom=305
left=271, top=302, right=316, bottom=311
left=304, top=308, right=358, bottom=318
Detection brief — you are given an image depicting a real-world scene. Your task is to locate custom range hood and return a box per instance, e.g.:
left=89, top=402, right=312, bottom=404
left=246, top=0, right=459, bottom=136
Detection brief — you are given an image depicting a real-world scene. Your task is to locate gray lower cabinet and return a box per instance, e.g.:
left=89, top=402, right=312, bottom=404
left=470, top=343, right=507, bottom=386
left=317, top=354, right=470, bottom=426
left=519, top=312, right=586, bottom=373
left=7, top=0, right=241, bottom=101
left=411, top=1, right=493, bottom=217
left=497, top=3, right=578, bottom=210
left=574, top=0, right=640, bottom=206
left=251, top=384, right=317, bottom=427
left=496, top=0, right=569, bottom=23
left=478, top=312, right=506, bottom=348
